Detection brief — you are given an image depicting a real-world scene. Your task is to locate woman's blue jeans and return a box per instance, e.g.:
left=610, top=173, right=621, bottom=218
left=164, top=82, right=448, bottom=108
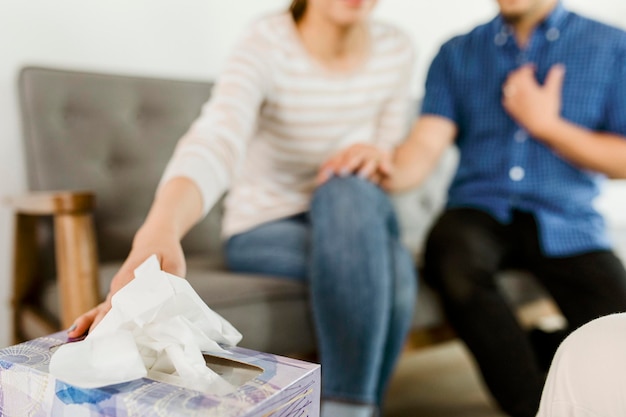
left=225, top=176, right=417, bottom=406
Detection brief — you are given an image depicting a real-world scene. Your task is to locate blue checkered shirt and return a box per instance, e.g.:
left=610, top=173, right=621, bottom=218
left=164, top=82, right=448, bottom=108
left=422, top=2, right=626, bottom=256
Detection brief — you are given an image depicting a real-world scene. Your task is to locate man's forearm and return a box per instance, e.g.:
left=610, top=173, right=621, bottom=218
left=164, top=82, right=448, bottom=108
left=538, top=119, right=626, bottom=179
left=385, top=115, right=456, bottom=192
left=391, top=141, right=443, bottom=191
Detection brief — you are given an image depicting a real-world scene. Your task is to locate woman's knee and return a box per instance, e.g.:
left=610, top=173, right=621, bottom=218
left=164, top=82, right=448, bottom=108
left=311, top=176, right=391, bottom=218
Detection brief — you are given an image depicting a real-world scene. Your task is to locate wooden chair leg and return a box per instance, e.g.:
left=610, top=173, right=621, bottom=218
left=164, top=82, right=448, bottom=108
left=12, top=213, right=38, bottom=343
left=53, top=212, right=100, bottom=329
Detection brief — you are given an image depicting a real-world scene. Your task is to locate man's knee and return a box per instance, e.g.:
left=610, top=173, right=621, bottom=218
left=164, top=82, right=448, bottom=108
left=422, top=210, right=502, bottom=299
left=425, top=209, right=494, bottom=254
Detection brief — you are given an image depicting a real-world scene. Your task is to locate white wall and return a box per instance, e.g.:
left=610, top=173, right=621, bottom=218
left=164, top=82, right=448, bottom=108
left=1, top=0, right=625, bottom=348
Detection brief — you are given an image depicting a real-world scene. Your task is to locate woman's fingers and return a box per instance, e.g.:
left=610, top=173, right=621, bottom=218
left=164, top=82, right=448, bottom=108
left=377, top=154, right=393, bottom=176
left=161, top=257, right=185, bottom=277
left=315, top=168, right=333, bottom=185
left=65, top=240, right=187, bottom=340
left=89, top=308, right=109, bottom=334
left=67, top=297, right=113, bottom=338
left=316, top=144, right=393, bottom=185
left=67, top=305, right=101, bottom=338
left=316, top=154, right=343, bottom=184
left=356, top=158, right=378, bottom=179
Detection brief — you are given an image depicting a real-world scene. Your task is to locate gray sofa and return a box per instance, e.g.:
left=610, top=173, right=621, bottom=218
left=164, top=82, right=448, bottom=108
left=12, top=66, right=550, bottom=355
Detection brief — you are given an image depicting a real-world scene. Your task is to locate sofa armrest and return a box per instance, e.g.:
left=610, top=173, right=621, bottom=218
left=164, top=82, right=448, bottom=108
left=5, top=190, right=95, bottom=215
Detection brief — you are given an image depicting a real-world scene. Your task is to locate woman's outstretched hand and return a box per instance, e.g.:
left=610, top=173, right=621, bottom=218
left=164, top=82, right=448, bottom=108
left=66, top=227, right=186, bottom=339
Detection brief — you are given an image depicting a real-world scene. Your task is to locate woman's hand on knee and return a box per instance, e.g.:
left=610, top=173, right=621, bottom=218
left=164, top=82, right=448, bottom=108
left=316, top=143, right=392, bottom=185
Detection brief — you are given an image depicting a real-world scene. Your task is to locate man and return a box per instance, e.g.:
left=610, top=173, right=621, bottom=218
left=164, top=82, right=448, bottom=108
left=384, top=0, right=626, bottom=416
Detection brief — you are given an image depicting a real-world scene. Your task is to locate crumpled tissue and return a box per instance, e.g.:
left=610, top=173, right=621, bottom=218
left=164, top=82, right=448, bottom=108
left=49, top=255, right=243, bottom=394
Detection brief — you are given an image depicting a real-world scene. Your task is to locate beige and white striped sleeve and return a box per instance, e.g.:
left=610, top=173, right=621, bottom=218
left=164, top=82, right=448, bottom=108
left=159, top=25, right=272, bottom=216
left=375, top=32, right=416, bottom=151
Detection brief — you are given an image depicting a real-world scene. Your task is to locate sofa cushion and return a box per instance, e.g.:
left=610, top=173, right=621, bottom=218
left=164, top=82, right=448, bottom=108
left=41, top=256, right=316, bottom=355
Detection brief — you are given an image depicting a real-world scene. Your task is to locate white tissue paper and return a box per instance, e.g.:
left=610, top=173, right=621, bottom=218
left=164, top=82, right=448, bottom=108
left=49, top=255, right=243, bottom=394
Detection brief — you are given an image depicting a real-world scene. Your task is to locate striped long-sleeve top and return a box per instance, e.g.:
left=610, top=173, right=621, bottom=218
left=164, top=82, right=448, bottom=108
left=160, top=12, right=415, bottom=238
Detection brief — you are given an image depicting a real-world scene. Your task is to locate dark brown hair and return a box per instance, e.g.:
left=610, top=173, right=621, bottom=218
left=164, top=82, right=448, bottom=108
left=290, top=0, right=307, bottom=22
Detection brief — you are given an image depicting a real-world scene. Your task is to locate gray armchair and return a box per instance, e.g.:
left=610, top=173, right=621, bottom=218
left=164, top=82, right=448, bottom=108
left=10, top=67, right=315, bottom=355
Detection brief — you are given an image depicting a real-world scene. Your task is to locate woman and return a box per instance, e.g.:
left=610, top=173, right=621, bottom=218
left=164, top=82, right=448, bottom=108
left=69, top=1, right=417, bottom=415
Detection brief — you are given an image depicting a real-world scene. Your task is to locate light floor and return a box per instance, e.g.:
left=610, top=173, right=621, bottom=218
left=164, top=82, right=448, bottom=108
left=384, top=340, right=507, bottom=417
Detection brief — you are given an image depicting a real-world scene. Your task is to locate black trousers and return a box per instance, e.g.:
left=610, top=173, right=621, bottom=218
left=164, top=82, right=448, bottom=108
left=423, top=208, right=626, bottom=417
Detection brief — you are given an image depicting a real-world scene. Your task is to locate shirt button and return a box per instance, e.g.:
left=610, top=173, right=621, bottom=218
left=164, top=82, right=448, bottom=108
left=494, top=32, right=508, bottom=46
left=546, top=28, right=560, bottom=42
left=509, top=166, right=525, bottom=181
left=514, top=130, right=528, bottom=143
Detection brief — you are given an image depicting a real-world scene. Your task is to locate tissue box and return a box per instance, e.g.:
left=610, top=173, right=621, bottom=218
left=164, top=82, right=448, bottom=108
left=0, top=332, right=320, bottom=417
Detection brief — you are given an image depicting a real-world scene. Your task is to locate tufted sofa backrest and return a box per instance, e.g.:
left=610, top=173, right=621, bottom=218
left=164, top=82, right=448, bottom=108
left=19, top=67, right=222, bottom=262
left=18, top=66, right=459, bottom=266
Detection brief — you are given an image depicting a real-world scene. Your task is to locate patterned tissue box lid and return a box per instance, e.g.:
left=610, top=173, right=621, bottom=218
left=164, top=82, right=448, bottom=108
left=0, top=333, right=320, bottom=417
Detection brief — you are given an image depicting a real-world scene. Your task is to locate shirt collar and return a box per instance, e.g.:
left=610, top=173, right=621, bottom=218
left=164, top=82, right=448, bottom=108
left=492, top=1, right=569, bottom=45
left=541, top=1, right=568, bottom=29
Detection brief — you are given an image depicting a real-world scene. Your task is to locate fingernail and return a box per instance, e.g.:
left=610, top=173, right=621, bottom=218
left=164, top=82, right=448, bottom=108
left=67, top=323, right=77, bottom=333
left=358, top=171, right=368, bottom=179
left=339, top=168, right=350, bottom=177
